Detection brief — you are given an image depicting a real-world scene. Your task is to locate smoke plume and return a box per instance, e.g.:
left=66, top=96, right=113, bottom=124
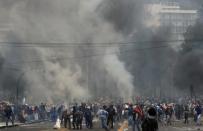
left=0, top=0, right=137, bottom=103
left=174, top=4, right=203, bottom=95
left=0, top=0, right=201, bottom=103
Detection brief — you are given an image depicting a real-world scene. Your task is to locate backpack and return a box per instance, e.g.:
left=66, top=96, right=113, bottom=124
left=134, top=106, right=144, bottom=120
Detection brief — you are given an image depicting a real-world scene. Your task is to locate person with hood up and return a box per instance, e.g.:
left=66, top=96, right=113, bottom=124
left=141, top=107, right=158, bottom=131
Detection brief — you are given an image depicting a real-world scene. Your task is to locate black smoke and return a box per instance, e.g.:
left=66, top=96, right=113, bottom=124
left=98, top=0, right=178, bottom=97
left=174, top=6, right=203, bottom=95
left=1, top=0, right=203, bottom=103
left=97, top=0, right=144, bottom=34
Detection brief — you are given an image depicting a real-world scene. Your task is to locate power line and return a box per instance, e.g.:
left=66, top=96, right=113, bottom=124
left=4, top=43, right=202, bottom=72
left=0, top=39, right=202, bottom=48
left=6, top=44, right=179, bottom=65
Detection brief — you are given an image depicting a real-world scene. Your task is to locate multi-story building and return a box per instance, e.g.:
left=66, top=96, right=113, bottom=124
left=159, top=2, right=198, bottom=40
left=146, top=1, right=198, bottom=40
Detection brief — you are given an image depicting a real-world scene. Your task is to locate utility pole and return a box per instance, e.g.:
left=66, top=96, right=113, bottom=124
left=190, top=85, right=193, bottom=99
left=103, top=68, right=106, bottom=98
left=16, top=72, right=25, bottom=106
left=86, top=53, right=90, bottom=98
left=190, top=84, right=196, bottom=100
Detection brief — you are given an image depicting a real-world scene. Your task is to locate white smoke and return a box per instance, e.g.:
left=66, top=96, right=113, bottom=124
left=0, top=0, right=135, bottom=103
left=103, top=48, right=134, bottom=100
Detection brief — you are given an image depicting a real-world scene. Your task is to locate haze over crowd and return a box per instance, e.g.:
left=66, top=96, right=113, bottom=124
left=0, top=0, right=202, bottom=104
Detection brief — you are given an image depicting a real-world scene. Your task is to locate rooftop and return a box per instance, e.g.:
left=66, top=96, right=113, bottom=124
left=160, top=9, right=197, bottom=14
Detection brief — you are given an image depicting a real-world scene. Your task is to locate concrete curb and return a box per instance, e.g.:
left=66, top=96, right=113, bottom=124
left=19, top=119, right=49, bottom=126
left=0, top=124, right=18, bottom=129
left=0, top=119, right=49, bottom=129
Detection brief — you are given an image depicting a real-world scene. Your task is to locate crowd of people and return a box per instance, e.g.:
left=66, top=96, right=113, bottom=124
left=0, top=102, right=52, bottom=126
left=0, top=97, right=202, bottom=131
left=52, top=98, right=203, bottom=131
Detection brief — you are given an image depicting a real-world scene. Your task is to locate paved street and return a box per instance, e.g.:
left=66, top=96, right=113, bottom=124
left=0, top=121, right=202, bottom=131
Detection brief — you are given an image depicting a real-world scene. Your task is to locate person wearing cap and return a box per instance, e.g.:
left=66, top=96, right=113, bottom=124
left=141, top=107, right=158, bottom=131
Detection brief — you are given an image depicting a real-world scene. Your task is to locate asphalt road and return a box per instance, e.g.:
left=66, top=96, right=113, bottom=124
left=0, top=121, right=202, bottom=131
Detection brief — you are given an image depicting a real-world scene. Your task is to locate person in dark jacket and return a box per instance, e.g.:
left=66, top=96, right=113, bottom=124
left=128, top=104, right=134, bottom=126
left=61, top=109, right=71, bottom=129
left=50, top=107, right=55, bottom=122
left=72, top=106, right=77, bottom=129
left=76, top=108, right=83, bottom=130
left=141, top=107, right=158, bottom=131
left=107, top=105, right=115, bottom=129
left=195, top=104, right=202, bottom=126
left=4, top=105, right=14, bottom=126
left=184, top=105, right=189, bottom=124
left=84, top=106, right=93, bottom=129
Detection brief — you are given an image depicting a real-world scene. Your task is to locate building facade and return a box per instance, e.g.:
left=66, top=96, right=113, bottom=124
left=159, top=3, right=198, bottom=40
left=146, top=1, right=198, bottom=40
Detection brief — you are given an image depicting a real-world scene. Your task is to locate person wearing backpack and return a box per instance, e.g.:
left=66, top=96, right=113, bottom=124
left=133, top=104, right=144, bottom=131
left=141, top=107, right=158, bottom=131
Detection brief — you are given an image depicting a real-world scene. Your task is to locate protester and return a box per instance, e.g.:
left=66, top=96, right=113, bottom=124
left=76, top=107, right=84, bottom=130
left=50, top=106, right=57, bottom=122
left=84, top=106, right=93, bottom=129
left=72, top=105, right=78, bottom=130
left=107, top=105, right=116, bottom=129
left=184, top=104, right=189, bottom=124
left=165, top=105, right=173, bottom=126
left=195, top=103, right=202, bottom=129
left=4, top=104, right=14, bottom=126
left=128, top=104, right=134, bottom=127
left=141, top=107, right=158, bottom=131
left=61, top=109, right=68, bottom=128
left=1, top=97, right=203, bottom=130
left=97, top=105, right=109, bottom=131
left=133, top=104, right=144, bottom=131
